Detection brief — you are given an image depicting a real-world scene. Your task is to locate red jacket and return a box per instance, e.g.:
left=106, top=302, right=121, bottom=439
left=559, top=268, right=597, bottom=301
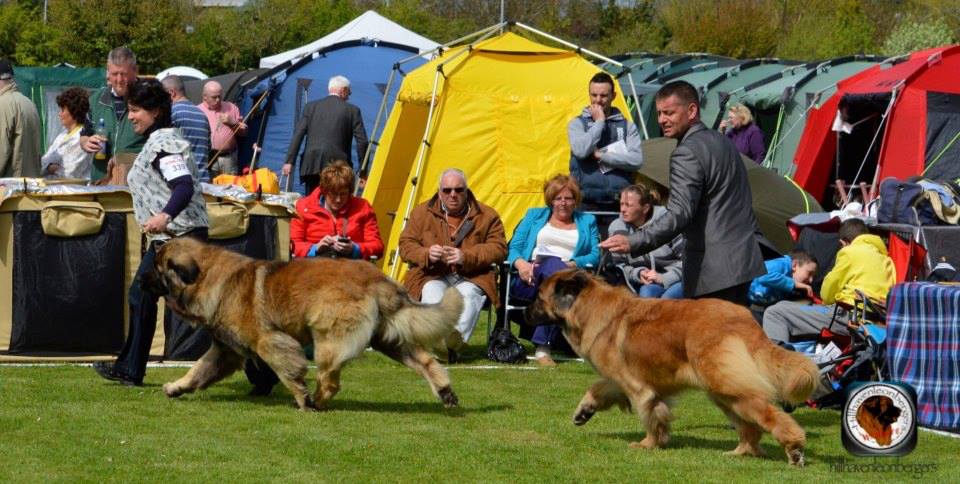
left=290, top=188, right=384, bottom=259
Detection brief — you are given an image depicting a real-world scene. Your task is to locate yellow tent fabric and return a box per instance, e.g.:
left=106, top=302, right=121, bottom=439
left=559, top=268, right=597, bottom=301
left=364, top=32, right=632, bottom=278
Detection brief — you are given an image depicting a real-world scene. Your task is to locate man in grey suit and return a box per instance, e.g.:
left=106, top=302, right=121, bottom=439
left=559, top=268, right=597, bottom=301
left=600, top=80, right=765, bottom=305
left=282, top=75, right=369, bottom=194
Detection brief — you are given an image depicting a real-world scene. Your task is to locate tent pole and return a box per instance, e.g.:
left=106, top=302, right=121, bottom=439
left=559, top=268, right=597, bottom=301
left=513, top=22, right=623, bottom=67
left=395, top=23, right=505, bottom=66
left=625, top=71, right=648, bottom=139
left=357, top=66, right=399, bottom=192
left=391, top=67, right=446, bottom=279
left=851, top=82, right=901, bottom=189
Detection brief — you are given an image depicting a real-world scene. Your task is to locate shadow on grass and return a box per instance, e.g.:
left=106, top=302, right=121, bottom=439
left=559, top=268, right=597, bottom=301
left=598, top=430, right=828, bottom=465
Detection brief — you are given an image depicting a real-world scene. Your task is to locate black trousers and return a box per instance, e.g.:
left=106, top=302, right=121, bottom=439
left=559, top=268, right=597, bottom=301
left=697, top=281, right=751, bottom=307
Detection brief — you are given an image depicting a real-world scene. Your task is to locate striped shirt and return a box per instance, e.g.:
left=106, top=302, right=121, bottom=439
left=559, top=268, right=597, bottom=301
left=171, top=100, right=211, bottom=182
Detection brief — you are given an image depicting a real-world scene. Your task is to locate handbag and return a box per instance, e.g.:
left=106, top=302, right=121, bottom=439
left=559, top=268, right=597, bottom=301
left=206, top=199, right=249, bottom=239
left=40, top=199, right=105, bottom=237
left=486, top=317, right=527, bottom=364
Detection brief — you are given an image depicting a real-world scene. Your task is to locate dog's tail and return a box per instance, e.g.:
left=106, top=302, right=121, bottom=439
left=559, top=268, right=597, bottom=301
left=757, top=345, right=820, bottom=405
left=376, top=284, right=464, bottom=348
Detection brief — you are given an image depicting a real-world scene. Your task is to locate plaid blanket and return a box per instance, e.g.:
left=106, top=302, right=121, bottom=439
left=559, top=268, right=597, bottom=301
left=886, top=282, right=960, bottom=430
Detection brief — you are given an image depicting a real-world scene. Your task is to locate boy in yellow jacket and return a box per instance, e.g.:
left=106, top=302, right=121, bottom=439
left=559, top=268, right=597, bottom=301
left=763, top=218, right=896, bottom=344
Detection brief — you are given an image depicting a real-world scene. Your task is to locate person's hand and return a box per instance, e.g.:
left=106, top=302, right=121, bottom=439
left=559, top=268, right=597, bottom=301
left=217, top=113, right=232, bottom=125
left=332, top=236, right=353, bottom=255
left=143, top=212, right=171, bottom=234
left=282, top=163, right=292, bottom=176
left=236, top=121, right=247, bottom=132
left=639, top=268, right=662, bottom=284
left=443, top=246, right=463, bottom=266
left=317, top=235, right=338, bottom=249
left=599, top=234, right=631, bottom=254
left=428, top=244, right=444, bottom=263
left=588, top=104, right=605, bottom=122
left=719, top=119, right=729, bottom=131
left=795, top=282, right=815, bottom=300
left=81, top=134, right=105, bottom=153
left=45, top=164, right=60, bottom=175
left=593, top=149, right=603, bottom=160
left=515, top=259, right=538, bottom=285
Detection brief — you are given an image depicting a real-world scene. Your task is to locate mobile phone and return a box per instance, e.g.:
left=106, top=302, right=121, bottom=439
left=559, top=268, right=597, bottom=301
left=337, top=236, right=350, bottom=244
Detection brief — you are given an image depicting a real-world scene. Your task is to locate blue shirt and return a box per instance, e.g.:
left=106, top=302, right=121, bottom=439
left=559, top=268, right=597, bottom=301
left=507, top=207, right=600, bottom=269
left=748, top=255, right=795, bottom=306
left=171, top=100, right=211, bottom=182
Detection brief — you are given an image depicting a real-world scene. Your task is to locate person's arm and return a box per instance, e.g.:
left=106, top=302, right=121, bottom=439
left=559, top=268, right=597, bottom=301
left=289, top=211, right=313, bottom=258
left=749, top=127, right=766, bottom=164
left=572, top=213, right=600, bottom=268
left=283, top=105, right=311, bottom=167
left=752, top=258, right=795, bottom=294
left=398, top=207, right=431, bottom=268
left=599, top=121, right=644, bottom=171
left=567, top=116, right=603, bottom=159
left=507, top=210, right=537, bottom=267
left=820, top=249, right=850, bottom=305
left=352, top=107, right=369, bottom=172
left=355, top=206, right=384, bottom=260
left=627, top=144, right=703, bottom=256
left=232, top=105, right=247, bottom=137
left=40, top=134, right=63, bottom=174
left=460, top=215, right=507, bottom=272
left=154, top=153, right=194, bottom=220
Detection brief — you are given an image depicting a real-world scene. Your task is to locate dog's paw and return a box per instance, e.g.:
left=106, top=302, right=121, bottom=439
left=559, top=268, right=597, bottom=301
left=439, top=386, right=459, bottom=408
left=163, top=382, right=184, bottom=398
left=573, top=406, right=595, bottom=426
left=787, top=448, right=805, bottom=467
left=629, top=436, right=659, bottom=449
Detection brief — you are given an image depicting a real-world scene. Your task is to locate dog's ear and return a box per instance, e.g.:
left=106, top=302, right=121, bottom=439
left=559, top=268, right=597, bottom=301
left=553, top=271, right=589, bottom=312
left=167, top=255, right=200, bottom=286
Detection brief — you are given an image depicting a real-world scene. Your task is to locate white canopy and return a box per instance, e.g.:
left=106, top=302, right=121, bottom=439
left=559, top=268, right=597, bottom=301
left=156, top=66, right=208, bottom=81
left=258, top=10, right=439, bottom=68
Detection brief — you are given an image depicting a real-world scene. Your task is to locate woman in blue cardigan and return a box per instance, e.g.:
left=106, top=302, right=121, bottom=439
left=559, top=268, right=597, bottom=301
left=508, top=174, right=600, bottom=366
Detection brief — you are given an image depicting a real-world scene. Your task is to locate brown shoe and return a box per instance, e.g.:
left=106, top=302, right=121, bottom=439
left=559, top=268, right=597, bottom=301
left=535, top=354, right=557, bottom=367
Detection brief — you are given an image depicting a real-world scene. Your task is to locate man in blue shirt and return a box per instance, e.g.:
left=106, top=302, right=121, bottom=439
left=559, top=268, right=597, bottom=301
left=162, top=75, right=211, bottom=182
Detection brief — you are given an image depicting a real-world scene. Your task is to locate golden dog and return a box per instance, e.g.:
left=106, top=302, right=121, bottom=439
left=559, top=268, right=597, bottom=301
left=857, top=395, right=901, bottom=446
left=143, top=237, right=464, bottom=411
left=523, top=270, right=819, bottom=466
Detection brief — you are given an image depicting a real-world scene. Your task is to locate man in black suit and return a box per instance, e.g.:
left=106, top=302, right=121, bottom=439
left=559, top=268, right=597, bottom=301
left=282, top=75, right=369, bottom=194
left=600, top=81, right=765, bottom=305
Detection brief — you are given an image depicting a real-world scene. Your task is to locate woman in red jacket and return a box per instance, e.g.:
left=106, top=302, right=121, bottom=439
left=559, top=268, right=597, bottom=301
left=290, top=160, right=383, bottom=259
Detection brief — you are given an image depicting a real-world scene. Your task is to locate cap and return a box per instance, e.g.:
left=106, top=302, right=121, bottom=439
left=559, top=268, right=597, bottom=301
left=0, top=59, right=13, bottom=80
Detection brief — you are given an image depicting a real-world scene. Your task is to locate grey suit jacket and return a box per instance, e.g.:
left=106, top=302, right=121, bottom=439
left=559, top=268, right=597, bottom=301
left=284, top=95, right=368, bottom=178
left=627, top=121, right=765, bottom=297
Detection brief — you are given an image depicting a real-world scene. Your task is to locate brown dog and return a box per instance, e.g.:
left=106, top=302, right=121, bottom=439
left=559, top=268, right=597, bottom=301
left=524, top=270, right=819, bottom=466
left=857, top=395, right=901, bottom=446
left=143, top=237, right=464, bottom=411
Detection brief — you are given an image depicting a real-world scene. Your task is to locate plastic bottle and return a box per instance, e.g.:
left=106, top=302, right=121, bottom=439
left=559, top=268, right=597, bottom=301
left=95, top=118, right=108, bottom=161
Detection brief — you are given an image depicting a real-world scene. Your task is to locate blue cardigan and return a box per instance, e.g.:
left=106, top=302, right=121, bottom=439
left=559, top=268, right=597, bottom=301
left=507, top=207, right=600, bottom=268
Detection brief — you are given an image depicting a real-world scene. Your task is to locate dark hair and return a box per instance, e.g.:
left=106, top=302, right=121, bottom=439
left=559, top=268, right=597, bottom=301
left=56, top=87, right=90, bottom=125
left=127, top=78, right=172, bottom=129
left=589, top=72, right=615, bottom=92
left=789, top=249, right=817, bottom=267
left=655, top=80, right=700, bottom=107
left=838, top=218, right=869, bottom=243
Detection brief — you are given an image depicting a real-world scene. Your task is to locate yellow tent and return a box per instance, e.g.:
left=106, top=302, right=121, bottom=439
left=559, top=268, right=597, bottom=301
left=364, top=31, right=632, bottom=278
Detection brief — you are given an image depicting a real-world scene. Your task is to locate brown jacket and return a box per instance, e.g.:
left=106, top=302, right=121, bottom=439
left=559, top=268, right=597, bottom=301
left=399, top=191, right=507, bottom=307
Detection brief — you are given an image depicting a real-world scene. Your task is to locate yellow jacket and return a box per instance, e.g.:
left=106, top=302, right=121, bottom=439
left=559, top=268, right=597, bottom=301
left=821, top=234, right=897, bottom=306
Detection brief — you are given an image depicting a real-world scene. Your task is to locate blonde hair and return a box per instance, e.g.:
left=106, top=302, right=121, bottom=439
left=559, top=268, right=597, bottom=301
left=543, top=174, right=581, bottom=207
left=319, top=160, right=355, bottom=194
left=728, top=103, right=753, bottom=125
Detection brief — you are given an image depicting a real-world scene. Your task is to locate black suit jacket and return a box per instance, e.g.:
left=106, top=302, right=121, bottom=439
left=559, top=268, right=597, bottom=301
left=627, top=121, right=765, bottom=296
left=284, top=95, right=368, bottom=178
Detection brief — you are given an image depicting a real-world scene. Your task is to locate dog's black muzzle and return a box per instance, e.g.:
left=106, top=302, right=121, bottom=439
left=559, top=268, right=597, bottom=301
left=141, top=269, right=169, bottom=297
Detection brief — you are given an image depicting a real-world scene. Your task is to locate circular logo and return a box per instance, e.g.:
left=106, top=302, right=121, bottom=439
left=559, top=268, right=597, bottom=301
left=844, top=383, right=914, bottom=451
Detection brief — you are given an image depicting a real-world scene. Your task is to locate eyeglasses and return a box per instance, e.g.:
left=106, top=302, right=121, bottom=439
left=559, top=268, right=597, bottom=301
left=441, top=187, right=465, bottom=194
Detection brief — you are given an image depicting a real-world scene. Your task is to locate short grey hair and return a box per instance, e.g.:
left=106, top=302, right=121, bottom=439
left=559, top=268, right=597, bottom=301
left=161, top=75, right=185, bottom=95
left=107, top=46, right=137, bottom=68
left=328, top=75, right=350, bottom=92
left=438, top=168, right=467, bottom=189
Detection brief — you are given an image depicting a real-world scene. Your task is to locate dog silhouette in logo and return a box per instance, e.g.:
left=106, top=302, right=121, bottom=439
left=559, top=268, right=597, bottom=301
left=856, top=395, right=902, bottom=446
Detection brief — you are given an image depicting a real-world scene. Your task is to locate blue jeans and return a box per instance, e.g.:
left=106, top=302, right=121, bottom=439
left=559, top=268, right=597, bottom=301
left=638, top=281, right=684, bottom=299
left=510, top=256, right=570, bottom=348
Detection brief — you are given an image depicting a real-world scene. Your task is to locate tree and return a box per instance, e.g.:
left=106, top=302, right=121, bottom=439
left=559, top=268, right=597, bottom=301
left=0, top=1, right=30, bottom=60
left=777, top=0, right=877, bottom=60
left=882, top=17, right=956, bottom=56
left=658, top=0, right=781, bottom=58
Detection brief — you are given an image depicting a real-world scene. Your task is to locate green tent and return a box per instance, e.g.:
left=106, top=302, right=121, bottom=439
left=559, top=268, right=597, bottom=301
left=11, top=66, right=106, bottom=149
left=638, top=137, right=821, bottom=254
left=723, top=55, right=885, bottom=176
left=699, top=58, right=801, bottom=131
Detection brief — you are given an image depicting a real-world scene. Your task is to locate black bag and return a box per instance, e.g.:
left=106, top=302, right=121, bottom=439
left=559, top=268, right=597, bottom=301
left=877, top=177, right=938, bottom=225
left=486, top=319, right=527, bottom=364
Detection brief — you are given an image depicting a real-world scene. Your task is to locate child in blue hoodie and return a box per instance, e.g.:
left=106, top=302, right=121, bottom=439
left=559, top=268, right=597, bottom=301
left=749, top=249, right=818, bottom=307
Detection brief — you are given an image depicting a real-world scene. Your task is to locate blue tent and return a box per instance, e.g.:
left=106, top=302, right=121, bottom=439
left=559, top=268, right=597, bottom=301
left=239, top=39, right=428, bottom=194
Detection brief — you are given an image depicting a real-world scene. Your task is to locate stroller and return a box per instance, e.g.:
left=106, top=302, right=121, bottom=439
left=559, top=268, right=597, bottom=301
left=790, top=290, right=889, bottom=410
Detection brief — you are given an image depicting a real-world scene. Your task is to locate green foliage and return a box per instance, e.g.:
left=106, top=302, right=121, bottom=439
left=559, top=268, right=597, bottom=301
left=0, top=1, right=30, bottom=60
left=777, top=0, right=877, bottom=60
left=659, top=0, right=781, bottom=58
left=882, top=17, right=956, bottom=56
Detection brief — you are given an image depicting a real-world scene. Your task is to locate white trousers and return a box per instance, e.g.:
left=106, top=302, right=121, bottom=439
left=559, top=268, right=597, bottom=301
left=421, top=279, right=487, bottom=343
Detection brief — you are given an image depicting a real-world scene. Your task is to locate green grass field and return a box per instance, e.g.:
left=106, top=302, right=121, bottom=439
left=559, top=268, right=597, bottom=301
left=1, top=339, right=957, bottom=483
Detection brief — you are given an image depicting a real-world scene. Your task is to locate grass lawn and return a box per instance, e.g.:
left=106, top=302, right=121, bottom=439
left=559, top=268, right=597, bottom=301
left=1, top=333, right=957, bottom=483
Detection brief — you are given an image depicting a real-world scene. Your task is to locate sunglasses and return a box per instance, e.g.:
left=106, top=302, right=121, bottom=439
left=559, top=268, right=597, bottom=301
left=441, top=187, right=466, bottom=194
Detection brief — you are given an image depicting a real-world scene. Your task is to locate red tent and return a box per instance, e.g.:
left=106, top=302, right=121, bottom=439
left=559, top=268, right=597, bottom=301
left=792, top=45, right=960, bottom=203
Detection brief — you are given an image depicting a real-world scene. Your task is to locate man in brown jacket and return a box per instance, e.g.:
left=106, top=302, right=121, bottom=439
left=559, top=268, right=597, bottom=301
left=399, top=168, right=507, bottom=360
